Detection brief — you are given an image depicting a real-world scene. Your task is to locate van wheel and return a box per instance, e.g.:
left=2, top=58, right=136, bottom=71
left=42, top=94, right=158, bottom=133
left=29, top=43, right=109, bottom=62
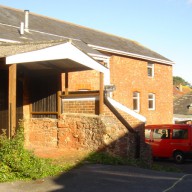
left=174, top=151, right=184, bottom=164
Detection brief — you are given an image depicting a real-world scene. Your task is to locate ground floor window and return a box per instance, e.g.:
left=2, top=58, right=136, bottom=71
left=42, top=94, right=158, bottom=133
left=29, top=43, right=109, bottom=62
left=133, top=92, right=140, bottom=112
left=148, top=93, right=155, bottom=110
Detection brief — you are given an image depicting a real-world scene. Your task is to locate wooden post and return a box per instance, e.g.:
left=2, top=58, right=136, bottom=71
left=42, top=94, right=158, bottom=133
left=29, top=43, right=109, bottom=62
left=99, top=72, right=104, bottom=115
left=57, top=91, right=62, bottom=116
left=65, top=72, right=69, bottom=95
left=8, top=64, right=17, bottom=138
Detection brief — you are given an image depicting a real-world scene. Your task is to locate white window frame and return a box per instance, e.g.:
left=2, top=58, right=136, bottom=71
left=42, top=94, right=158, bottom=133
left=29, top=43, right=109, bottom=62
left=133, top=92, right=140, bottom=112
left=148, top=93, right=155, bottom=110
left=147, top=63, right=154, bottom=77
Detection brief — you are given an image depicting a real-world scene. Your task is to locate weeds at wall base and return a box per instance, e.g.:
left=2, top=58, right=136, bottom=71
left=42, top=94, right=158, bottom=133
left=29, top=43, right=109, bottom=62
left=0, top=125, right=69, bottom=183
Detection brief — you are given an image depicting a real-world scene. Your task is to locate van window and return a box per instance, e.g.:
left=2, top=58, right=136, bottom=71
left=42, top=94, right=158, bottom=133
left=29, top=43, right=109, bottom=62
left=153, top=129, right=170, bottom=139
left=172, top=129, right=188, bottom=139
left=145, top=129, right=151, bottom=139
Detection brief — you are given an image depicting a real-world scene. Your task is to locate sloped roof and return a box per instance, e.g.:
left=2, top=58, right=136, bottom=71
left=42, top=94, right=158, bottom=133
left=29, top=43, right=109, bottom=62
left=0, top=40, right=63, bottom=57
left=174, top=92, right=192, bottom=115
left=173, top=85, right=192, bottom=100
left=0, top=5, right=173, bottom=64
left=0, top=39, right=106, bottom=58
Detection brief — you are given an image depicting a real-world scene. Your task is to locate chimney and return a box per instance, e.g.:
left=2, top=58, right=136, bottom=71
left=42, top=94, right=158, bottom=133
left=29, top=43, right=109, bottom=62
left=24, top=10, right=29, bottom=32
left=20, top=22, right=24, bottom=35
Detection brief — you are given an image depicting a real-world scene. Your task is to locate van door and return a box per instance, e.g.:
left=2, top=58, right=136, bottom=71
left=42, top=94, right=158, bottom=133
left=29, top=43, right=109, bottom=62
left=151, top=128, right=171, bottom=158
left=171, top=128, right=190, bottom=153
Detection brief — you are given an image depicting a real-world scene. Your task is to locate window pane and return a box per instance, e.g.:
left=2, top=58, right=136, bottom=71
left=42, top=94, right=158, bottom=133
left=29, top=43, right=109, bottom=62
left=145, top=129, right=151, bottom=139
left=148, top=94, right=153, bottom=99
left=153, top=129, right=170, bottom=139
left=148, top=93, right=155, bottom=110
left=148, top=68, right=152, bottom=76
left=148, top=100, right=153, bottom=108
left=172, top=129, right=188, bottom=139
left=147, top=63, right=154, bottom=77
left=133, top=99, right=138, bottom=110
left=133, top=92, right=138, bottom=97
left=133, top=92, right=140, bottom=111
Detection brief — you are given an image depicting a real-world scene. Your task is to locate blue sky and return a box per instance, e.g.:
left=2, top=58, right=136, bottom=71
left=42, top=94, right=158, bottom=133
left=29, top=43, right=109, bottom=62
left=1, top=0, right=192, bottom=84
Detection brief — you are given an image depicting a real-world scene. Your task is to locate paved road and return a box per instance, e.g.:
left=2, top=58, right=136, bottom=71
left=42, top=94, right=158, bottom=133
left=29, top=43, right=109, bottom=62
left=0, top=163, right=192, bottom=192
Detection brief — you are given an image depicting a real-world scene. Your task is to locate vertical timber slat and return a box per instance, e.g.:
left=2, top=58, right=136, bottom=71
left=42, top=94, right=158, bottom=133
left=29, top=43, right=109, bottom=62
left=8, top=64, right=17, bottom=138
left=65, top=72, right=69, bottom=95
left=57, top=91, right=61, bottom=116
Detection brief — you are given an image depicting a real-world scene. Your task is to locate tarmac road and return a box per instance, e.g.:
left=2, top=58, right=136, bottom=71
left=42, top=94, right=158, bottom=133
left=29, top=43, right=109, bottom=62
left=0, top=163, right=192, bottom=192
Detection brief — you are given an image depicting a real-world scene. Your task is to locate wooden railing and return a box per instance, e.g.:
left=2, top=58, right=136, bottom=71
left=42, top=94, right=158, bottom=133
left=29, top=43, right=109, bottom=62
left=30, top=90, right=101, bottom=118
left=30, top=91, right=61, bottom=118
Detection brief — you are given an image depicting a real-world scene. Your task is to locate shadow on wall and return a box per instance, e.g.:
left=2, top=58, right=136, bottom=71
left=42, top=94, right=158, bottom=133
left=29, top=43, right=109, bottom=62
left=46, top=123, right=151, bottom=192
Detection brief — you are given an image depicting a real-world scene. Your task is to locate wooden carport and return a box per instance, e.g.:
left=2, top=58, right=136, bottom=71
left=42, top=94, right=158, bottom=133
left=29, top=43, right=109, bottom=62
left=1, top=40, right=109, bottom=138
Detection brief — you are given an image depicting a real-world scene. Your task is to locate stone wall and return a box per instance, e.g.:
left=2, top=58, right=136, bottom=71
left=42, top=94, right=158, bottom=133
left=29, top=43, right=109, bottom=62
left=25, top=112, right=151, bottom=161
left=25, top=118, right=58, bottom=148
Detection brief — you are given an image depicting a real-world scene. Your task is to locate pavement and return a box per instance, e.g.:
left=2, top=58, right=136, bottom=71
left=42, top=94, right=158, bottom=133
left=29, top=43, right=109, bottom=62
left=0, top=163, right=192, bottom=192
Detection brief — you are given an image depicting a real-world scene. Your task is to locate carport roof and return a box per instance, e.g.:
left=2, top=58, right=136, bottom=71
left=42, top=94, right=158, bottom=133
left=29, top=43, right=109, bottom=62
left=3, top=39, right=109, bottom=76
left=0, top=39, right=106, bottom=58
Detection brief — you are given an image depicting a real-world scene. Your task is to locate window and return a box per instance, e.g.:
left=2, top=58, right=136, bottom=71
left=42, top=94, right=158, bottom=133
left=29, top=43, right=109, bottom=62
left=172, top=129, right=188, bottom=139
left=148, top=93, right=155, bottom=110
left=133, top=92, right=140, bottom=112
left=147, top=63, right=154, bottom=77
left=153, top=129, right=170, bottom=139
left=145, top=129, right=151, bottom=139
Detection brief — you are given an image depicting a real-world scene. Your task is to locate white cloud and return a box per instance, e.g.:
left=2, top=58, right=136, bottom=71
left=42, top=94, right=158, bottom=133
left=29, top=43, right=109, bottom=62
left=187, top=0, right=192, bottom=4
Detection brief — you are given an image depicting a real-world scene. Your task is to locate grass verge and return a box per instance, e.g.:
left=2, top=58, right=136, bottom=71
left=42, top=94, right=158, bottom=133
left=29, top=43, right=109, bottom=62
left=84, top=152, right=182, bottom=172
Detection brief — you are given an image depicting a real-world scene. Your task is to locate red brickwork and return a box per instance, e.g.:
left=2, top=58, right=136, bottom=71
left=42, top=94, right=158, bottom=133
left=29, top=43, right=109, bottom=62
left=62, top=55, right=173, bottom=124
left=109, top=55, right=173, bottom=124
left=62, top=71, right=100, bottom=91
left=63, top=99, right=99, bottom=114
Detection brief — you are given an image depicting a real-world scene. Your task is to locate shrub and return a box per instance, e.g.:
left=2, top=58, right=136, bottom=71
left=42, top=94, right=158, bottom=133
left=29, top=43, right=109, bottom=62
left=0, top=124, right=65, bottom=182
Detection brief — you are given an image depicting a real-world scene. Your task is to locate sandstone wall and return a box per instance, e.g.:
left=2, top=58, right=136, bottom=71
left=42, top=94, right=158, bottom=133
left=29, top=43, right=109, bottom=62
left=25, top=112, right=151, bottom=161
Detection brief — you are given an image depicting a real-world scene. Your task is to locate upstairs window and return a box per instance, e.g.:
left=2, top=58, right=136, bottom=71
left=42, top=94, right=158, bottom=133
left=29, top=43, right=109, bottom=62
left=148, top=93, right=155, bottom=110
left=147, top=63, right=154, bottom=77
left=133, top=92, right=140, bottom=112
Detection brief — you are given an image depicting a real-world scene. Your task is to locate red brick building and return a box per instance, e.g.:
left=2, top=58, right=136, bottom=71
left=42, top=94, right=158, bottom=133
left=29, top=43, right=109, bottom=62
left=0, top=5, right=174, bottom=160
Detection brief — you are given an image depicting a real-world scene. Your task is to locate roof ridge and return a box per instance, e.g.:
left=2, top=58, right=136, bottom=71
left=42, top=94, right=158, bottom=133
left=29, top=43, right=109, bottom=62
left=0, top=4, right=24, bottom=13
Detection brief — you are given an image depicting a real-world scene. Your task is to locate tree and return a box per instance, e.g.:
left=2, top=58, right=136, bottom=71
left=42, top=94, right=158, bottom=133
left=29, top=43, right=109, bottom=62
left=173, top=76, right=192, bottom=87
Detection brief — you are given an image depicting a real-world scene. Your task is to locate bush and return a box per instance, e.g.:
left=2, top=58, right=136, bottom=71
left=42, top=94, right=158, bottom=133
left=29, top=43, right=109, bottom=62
left=0, top=125, right=64, bottom=182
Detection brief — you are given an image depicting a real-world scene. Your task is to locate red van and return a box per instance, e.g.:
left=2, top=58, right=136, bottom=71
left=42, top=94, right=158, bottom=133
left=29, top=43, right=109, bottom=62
left=145, top=124, right=192, bottom=163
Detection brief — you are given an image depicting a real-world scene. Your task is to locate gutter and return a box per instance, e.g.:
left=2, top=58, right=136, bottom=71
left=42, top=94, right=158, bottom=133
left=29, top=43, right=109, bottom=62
left=88, top=44, right=175, bottom=65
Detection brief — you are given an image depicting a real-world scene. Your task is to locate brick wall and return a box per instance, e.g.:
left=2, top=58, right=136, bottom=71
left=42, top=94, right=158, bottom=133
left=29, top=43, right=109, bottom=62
left=109, top=55, right=173, bottom=124
left=62, top=99, right=99, bottom=114
left=62, top=71, right=100, bottom=91
left=61, top=55, right=173, bottom=124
